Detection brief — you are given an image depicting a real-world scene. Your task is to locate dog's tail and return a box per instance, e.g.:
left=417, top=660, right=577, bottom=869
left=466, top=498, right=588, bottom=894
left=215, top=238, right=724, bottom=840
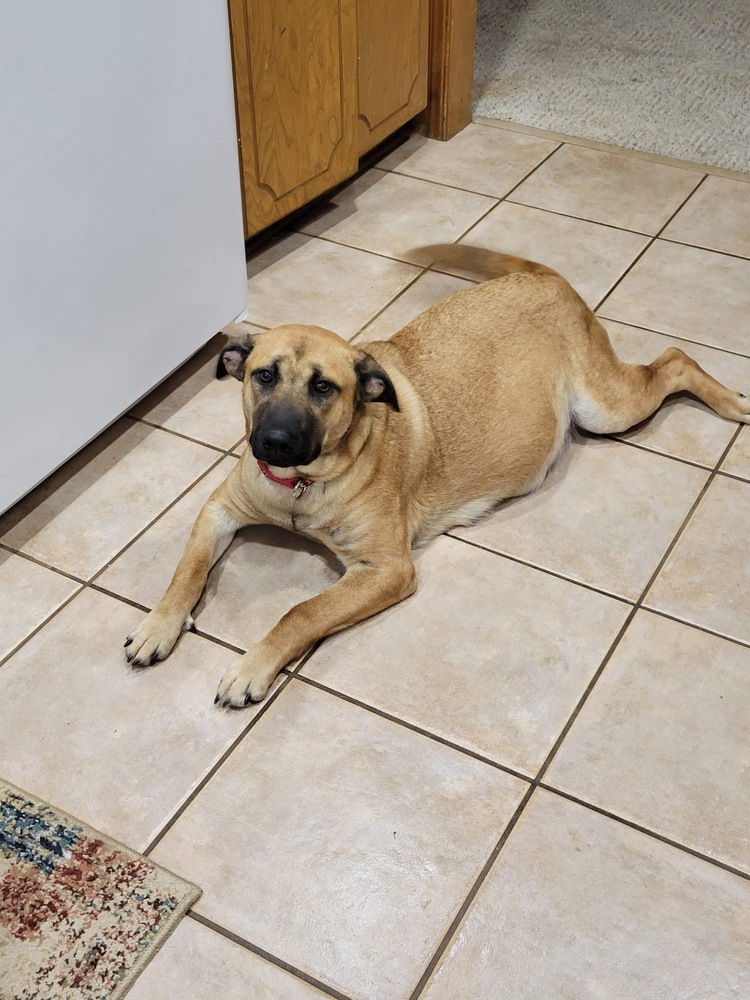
left=409, top=244, right=560, bottom=281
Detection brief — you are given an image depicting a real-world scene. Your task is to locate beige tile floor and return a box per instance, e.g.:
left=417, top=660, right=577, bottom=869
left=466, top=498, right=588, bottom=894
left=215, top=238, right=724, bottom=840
left=1, top=122, right=749, bottom=1000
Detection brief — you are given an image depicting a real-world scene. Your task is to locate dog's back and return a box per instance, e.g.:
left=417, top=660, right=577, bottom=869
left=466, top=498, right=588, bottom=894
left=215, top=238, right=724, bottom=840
left=359, top=254, right=582, bottom=537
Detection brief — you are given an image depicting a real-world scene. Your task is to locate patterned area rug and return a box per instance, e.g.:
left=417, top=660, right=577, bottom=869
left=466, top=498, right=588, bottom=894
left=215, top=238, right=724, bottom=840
left=0, top=780, right=200, bottom=1000
left=474, top=0, right=750, bottom=172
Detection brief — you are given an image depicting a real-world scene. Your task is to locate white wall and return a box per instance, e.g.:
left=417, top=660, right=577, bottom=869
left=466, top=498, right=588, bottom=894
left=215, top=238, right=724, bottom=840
left=0, top=2, right=247, bottom=512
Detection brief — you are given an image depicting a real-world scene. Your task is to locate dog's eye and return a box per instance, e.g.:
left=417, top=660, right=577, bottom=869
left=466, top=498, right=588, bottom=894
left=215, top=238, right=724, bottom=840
left=314, top=379, right=332, bottom=394
left=255, top=369, right=274, bottom=384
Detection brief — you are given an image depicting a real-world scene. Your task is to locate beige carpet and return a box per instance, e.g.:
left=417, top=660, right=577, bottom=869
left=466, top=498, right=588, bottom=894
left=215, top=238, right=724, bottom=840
left=0, top=780, right=200, bottom=1000
left=474, top=0, right=750, bottom=172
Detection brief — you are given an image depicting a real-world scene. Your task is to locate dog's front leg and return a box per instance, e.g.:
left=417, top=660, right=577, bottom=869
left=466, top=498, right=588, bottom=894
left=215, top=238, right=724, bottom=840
left=215, top=558, right=417, bottom=707
left=125, top=497, right=242, bottom=666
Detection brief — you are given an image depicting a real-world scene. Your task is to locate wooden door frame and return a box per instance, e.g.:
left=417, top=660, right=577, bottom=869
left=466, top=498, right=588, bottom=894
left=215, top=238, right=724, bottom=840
left=423, top=0, right=477, bottom=140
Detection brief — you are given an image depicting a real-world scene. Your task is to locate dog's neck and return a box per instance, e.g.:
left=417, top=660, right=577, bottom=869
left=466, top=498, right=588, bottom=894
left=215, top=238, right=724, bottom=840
left=256, top=460, right=313, bottom=498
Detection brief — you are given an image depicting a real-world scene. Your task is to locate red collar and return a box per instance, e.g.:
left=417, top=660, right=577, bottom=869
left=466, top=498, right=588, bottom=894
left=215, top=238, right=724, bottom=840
left=257, top=460, right=313, bottom=498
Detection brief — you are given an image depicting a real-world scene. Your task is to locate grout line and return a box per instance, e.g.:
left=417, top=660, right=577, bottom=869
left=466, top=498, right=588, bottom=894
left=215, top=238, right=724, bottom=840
left=636, top=605, right=750, bottom=652
left=658, top=235, right=750, bottom=263
left=482, top=142, right=564, bottom=203
left=126, top=415, right=230, bottom=455
left=536, top=785, right=750, bottom=882
left=349, top=264, right=433, bottom=343
left=600, top=435, right=712, bottom=470
left=595, top=314, right=750, bottom=362
left=444, top=143, right=565, bottom=250
left=444, top=533, right=637, bottom=606
left=381, top=135, right=561, bottom=199
left=142, top=670, right=295, bottom=857
left=407, top=784, right=537, bottom=1000
left=531, top=606, right=640, bottom=785
left=290, top=673, right=534, bottom=785
left=141, top=644, right=321, bottom=856
left=186, top=911, right=355, bottom=1000
left=0, top=580, right=86, bottom=672
left=259, top=227, right=432, bottom=272
left=353, top=165, right=501, bottom=201
left=637, top=424, right=743, bottom=606
left=0, top=542, right=84, bottom=584
left=85, top=453, right=230, bottom=589
left=505, top=196, right=655, bottom=237
left=715, top=468, right=750, bottom=486
left=86, top=584, right=150, bottom=614
left=472, top=117, right=750, bottom=183
left=591, top=176, right=709, bottom=313
left=386, top=164, right=530, bottom=198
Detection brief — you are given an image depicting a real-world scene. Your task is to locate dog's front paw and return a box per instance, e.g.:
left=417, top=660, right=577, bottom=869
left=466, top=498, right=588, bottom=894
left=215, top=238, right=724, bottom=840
left=124, top=610, right=192, bottom=667
left=214, top=650, right=276, bottom=708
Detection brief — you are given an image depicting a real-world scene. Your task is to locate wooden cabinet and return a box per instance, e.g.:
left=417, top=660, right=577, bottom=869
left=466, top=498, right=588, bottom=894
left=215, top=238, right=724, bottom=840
left=356, top=0, right=429, bottom=155
left=229, top=0, right=431, bottom=238
left=228, top=0, right=359, bottom=238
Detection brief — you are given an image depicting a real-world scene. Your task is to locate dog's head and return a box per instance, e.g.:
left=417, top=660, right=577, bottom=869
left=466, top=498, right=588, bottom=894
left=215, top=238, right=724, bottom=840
left=217, top=324, right=399, bottom=469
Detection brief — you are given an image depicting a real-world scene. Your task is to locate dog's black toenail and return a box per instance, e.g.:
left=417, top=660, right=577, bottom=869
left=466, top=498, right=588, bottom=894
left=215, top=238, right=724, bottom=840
left=214, top=694, right=220, bottom=705
left=148, top=651, right=160, bottom=666
left=124, top=637, right=132, bottom=648
left=243, top=692, right=253, bottom=705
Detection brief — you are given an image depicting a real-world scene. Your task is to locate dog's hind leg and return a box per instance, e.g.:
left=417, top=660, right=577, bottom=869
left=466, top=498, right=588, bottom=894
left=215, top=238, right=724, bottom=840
left=572, top=317, right=750, bottom=434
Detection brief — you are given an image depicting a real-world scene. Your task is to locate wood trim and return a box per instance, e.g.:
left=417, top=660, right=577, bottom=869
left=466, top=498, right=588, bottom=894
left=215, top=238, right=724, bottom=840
left=423, top=0, right=477, bottom=140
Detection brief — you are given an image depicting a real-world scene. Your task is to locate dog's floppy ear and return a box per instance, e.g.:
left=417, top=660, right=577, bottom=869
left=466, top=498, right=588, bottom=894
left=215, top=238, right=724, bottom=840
left=355, top=353, right=399, bottom=411
left=216, top=330, right=255, bottom=381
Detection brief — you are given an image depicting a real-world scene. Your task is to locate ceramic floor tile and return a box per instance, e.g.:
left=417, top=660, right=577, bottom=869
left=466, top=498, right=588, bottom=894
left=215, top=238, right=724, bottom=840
left=0, top=420, right=219, bottom=579
left=646, top=475, right=750, bottom=644
left=661, top=175, right=750, bottom=257
left=299, top=169, right=496, bottom=265
left=150, top=681, right=527, bottom=1000
left=245, top=233, right=419, bottom=337
left=453, top=436, right=708, bottom=600
left=722, top=426, right=750, bottom=480
left=0, top=588, right=268, bottom=852
left=0, top=551, right=80, bottom=661
left=132, top=331, right=262, bottom=450
left=547, top=611, right=750, bottom=873
left=422, top=790, right=749, bottom=1000
left=355, top=271, right=476, bottom=343
left=508, top=142, right=702, bottom=234
left=304, top=537, right=629, bottom=774
left=453, top=201, right=649, bottom=304
left=601, top=318, right=750, bottom=466
left=98, top=456, right=341, bottom=650
left=378, top=122, right=558, bottom=197
left=128, top=918, right=327, bottom=1000
left=599, top=240, right=750, bottom=354
left=95, top=458, right=234, bottom=604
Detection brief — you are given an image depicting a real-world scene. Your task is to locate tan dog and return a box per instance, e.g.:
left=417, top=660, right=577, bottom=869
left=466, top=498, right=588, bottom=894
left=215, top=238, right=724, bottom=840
left=124, top=249, right=749, bottom=707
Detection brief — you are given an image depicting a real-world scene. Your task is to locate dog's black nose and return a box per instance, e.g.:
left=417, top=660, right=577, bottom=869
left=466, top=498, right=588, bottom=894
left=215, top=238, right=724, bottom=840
left=258, top=427, right=296, bottom=463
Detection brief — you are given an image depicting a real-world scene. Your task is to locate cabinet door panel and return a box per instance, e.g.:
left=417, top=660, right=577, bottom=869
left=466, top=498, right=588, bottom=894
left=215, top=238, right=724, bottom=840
left=357, top=0, right=429, bottom=155
left=229, top=0, right=358, bottom=237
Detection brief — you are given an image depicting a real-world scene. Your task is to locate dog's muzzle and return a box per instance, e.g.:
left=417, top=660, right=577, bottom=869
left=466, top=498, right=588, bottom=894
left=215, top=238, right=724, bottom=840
left=250, top=409, right=320, bottom=468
